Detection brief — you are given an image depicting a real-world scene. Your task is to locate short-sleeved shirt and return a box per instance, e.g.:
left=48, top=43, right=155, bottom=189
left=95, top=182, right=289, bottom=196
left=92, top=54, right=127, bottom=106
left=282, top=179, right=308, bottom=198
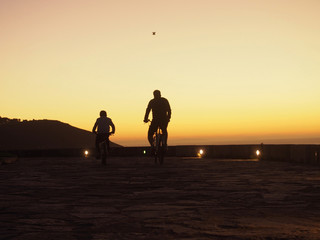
left=148, top=97, right=171, bottom=122
left=94, top=116, right=114, bottom=134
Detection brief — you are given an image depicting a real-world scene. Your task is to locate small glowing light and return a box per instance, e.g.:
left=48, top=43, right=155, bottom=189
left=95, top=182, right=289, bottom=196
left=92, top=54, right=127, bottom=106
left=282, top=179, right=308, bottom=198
left=84, top=150, right=89, bottom=157
left=256, top=150, right=260, bottom=156
left=143, top=150, right=146, bottom=155
left=197, top=149, right=204, bottom=157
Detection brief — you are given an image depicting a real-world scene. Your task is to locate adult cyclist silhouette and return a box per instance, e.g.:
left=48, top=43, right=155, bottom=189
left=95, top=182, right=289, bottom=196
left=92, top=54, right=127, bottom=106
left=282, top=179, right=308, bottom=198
left=144, top=90, right=171, bottom=150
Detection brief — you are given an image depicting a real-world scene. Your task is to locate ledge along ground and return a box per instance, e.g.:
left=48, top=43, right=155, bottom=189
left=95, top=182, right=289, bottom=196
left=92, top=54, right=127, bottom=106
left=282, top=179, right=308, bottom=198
left=1, top=156, right=320, bottom=239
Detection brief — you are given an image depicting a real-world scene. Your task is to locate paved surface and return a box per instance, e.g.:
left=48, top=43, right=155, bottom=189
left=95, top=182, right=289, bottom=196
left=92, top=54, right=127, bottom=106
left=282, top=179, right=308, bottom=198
left=1, top=156, right=320, bottom=240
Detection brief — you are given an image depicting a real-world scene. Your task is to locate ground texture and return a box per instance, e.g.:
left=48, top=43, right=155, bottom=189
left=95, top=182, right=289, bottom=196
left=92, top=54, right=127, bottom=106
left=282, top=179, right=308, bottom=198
left=1, top=156, right=320, bottom=239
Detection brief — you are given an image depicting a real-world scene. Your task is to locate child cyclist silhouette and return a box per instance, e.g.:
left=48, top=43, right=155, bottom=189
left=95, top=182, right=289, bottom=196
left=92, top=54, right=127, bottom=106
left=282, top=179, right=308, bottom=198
left=92, top=110, right=115, bottom=162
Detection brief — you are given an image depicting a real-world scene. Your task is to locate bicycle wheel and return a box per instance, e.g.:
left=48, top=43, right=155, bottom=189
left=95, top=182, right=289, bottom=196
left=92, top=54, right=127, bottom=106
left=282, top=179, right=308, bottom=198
left=154, top=134, right=159, bottom=164
left=158, top=135, right=164, bottom=165
left=101, top=141, right=107, bottom=165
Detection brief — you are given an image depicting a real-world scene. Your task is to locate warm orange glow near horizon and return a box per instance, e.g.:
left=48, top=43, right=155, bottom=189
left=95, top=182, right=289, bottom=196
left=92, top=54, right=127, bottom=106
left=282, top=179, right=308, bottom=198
left=1, top=0, right=319, bottom=146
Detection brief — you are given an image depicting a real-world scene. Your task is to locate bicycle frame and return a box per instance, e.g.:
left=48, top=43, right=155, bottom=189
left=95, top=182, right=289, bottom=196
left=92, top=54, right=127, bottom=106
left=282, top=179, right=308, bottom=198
left=100, top=139, right=108, bottom=165
left=153, top=127, right=165, bottom=165
left=95, top=132, right=112, bottom=165
left=145, top=119, right=166, bottom=165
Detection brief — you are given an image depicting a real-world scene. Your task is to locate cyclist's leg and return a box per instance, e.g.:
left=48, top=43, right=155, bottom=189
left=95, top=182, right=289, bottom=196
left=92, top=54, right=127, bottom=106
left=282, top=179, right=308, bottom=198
left=148, top=121, right=157, bottom=147
left=106, top=136, right=110, bottom=153
left=101, top=133, right=109, bottom=165
left=160, top=121, right=169, bottom=147
left=101, top=141, right=106, bottom=164
left=95, top=134, right=103, bottom=159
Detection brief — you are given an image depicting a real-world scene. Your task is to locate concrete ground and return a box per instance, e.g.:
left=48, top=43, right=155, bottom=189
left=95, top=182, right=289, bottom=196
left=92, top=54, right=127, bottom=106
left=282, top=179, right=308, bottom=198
left=1, top=156, right=320, bottom=240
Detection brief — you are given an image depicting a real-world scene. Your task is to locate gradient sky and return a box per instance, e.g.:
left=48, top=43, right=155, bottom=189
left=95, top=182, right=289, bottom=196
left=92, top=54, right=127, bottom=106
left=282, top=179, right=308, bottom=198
left=1, top=0, right=320, bottom=146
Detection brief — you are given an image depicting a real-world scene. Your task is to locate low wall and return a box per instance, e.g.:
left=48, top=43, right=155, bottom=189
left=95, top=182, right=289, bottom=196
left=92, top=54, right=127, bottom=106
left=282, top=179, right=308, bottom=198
left=261, top=144, right=320, bottom=164
left=1, top=144, right=320, bottom=165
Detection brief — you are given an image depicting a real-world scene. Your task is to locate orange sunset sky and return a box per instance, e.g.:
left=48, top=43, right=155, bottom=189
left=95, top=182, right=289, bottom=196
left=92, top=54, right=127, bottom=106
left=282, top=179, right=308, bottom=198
left=1, top=0, right=320, bottom=146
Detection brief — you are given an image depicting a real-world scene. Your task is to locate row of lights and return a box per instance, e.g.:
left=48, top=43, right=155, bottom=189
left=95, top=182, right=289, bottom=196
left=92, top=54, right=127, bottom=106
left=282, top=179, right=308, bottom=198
left=84, top=149, right=207, bottom=157
left=198, top=149, right=261, bottom=158
left=83, top=149, right=262, bottom=158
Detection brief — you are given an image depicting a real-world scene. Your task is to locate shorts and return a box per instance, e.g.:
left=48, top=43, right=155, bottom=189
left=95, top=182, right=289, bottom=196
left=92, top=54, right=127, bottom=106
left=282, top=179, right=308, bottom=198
left=149, top=120, right=169, bottom=135
left=95, top=133, right=110, bottom=145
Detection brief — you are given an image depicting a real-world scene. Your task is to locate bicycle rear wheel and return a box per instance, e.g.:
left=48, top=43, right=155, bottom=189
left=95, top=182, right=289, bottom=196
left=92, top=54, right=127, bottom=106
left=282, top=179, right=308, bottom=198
left=154, top=133, right=164, bottom=164
left=152, top=134, right=157, bottom=164
left=158, top=135, right=164, bottom=165
left=101, top=141, right=107, bottom=165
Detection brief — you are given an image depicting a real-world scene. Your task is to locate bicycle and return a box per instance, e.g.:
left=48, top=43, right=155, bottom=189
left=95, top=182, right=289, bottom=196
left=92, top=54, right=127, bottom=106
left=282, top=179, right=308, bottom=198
left=95, top=132, right=113, bottom=165
left=154, top=126, right=165, bottom=165
left=146, top=120, right=165, bottom=165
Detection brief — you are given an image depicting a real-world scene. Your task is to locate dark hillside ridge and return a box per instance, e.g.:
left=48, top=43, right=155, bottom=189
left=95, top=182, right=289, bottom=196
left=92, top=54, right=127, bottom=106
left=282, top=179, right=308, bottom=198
left=0, top=118, right=121, bottom=150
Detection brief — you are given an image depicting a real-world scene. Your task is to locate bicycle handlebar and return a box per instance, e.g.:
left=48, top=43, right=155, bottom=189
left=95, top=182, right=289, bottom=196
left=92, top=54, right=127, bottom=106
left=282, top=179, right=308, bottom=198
left=93, top=131, right=114, bottom=136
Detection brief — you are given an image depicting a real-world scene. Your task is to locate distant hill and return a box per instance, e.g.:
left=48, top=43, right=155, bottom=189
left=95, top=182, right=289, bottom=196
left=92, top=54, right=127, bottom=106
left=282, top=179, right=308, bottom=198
left=0, top=117, right=121, bottom=150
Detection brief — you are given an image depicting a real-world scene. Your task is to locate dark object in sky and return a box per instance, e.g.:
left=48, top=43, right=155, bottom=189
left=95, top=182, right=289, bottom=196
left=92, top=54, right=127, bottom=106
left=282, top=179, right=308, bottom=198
left=152, top=32, right=156, bottom=35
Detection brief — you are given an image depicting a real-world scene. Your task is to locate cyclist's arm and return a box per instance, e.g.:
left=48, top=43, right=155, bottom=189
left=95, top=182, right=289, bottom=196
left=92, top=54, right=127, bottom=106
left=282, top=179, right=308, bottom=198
left=92, top=120, right=98, bottom=133
left=144, top=103, right=152, bottom=122
left=167, top=100, right=172, bottom=121
left=110, top=120, right=115, bottom=134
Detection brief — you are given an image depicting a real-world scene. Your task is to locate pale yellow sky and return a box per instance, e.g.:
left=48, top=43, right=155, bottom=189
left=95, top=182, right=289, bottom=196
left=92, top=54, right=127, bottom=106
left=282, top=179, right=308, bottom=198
left=1, top=0, right=320, bottom=146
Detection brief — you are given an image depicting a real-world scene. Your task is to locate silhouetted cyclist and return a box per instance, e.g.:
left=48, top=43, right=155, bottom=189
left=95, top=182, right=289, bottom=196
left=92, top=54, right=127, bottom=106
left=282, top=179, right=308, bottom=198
left=92, top=110, right=115, bottom=159
left=144, top=90, right=171, bottom=150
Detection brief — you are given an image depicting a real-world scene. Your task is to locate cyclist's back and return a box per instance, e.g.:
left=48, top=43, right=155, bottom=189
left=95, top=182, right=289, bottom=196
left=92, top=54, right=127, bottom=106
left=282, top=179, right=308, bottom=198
left=148, top=97, right=171, bottom=122
left=94, top=116, right=114, bottom=134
